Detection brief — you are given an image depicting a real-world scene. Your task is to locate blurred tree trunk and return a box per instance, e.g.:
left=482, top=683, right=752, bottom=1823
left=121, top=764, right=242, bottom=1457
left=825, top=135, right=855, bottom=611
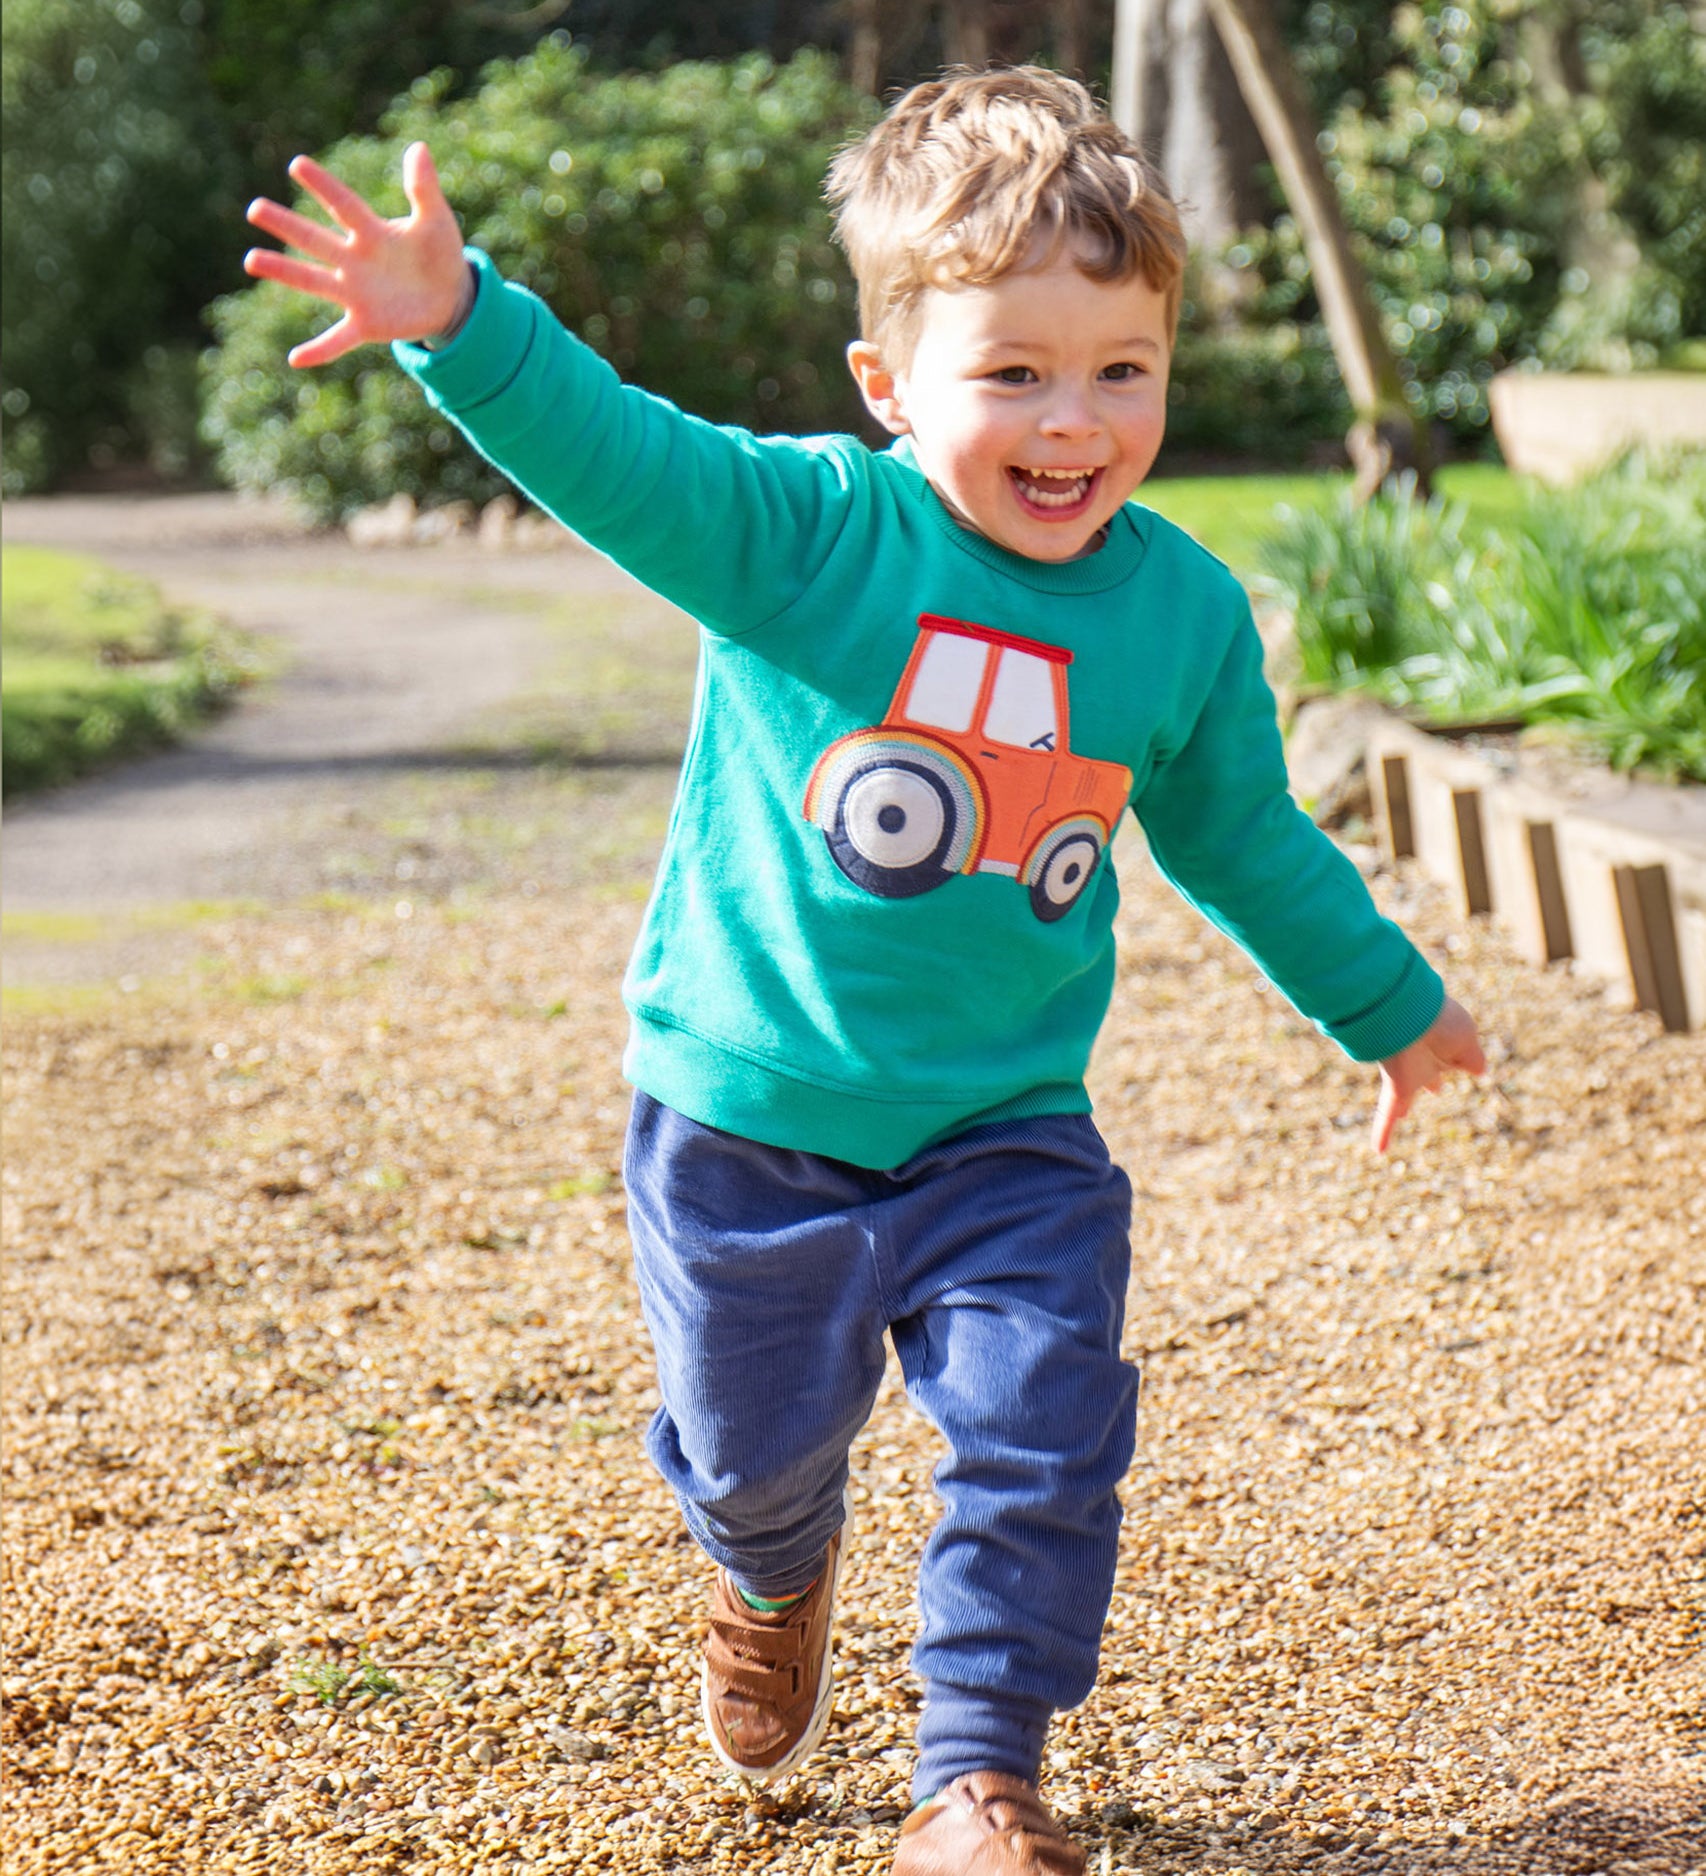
left=845, top=0, right=917, bottom=93
left=1200, top=0, right=1432, bottom=496
left=1112, top=0, right=1266, bottom=267
left=1521, top=0, right=1643, bottom=352
left=1053, top=0, right=1091, bottom=74
left=938, top=0, right=1084, bottom=68
left=848, top=0, right=1101, bottom=96
left=940, top=0, right=992, bottom=64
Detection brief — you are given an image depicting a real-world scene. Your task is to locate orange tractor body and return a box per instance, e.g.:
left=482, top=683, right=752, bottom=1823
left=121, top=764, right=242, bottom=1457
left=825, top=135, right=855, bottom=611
left=803, top=614, right=1133, bottom=920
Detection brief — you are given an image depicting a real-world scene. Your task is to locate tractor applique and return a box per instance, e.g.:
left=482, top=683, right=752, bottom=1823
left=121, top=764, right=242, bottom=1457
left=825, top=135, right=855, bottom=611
left=803, top=614, right=1134, bottom=922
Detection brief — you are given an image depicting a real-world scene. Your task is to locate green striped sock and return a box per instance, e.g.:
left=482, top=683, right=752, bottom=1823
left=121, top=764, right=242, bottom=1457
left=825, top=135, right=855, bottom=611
left=736, top=1577, right=816, bottom=1614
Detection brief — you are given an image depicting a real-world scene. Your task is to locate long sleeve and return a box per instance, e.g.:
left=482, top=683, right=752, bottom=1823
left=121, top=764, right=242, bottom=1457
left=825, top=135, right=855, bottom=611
left=1135, top=606, right=1443, bottom=1063
left=395, top=249, right=863, bottom=638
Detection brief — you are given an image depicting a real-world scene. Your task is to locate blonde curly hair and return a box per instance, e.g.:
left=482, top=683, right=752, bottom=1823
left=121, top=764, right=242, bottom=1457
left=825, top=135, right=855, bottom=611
left=826, top=66, right=1188, bottom=363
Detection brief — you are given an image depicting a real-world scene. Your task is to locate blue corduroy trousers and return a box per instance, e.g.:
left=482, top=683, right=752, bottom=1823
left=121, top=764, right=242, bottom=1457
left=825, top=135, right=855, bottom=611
left=622, top=1091, right=1139, bottom=1801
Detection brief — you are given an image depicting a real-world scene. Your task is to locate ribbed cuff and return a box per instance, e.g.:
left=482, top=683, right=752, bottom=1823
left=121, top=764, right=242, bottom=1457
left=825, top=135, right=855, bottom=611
left=1325, top=945, right=1446, bottom=1063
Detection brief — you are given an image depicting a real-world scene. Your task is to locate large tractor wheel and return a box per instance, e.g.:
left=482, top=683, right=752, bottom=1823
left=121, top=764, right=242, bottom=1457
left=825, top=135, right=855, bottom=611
left=825, top=757, right=963, bottom=899
left=1026, top=822, right=1104, bottom=923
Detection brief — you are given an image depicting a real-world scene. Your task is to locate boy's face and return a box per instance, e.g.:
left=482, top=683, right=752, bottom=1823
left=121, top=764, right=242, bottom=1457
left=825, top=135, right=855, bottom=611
left=848, top=249, right=1171, bottom=563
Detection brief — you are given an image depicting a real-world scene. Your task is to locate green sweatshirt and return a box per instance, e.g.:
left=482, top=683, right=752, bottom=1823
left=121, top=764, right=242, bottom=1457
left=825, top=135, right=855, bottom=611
left=397, top=251, right=1443, bottom=1168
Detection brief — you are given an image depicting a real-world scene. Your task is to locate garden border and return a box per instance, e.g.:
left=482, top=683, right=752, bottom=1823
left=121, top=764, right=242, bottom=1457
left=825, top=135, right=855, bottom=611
left=1358, top=712, right=1706, bottom=1033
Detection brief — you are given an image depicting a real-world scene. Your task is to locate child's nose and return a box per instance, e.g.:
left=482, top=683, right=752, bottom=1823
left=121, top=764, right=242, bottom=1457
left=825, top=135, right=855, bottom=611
left=1039, top=389, right=1101, bottom=437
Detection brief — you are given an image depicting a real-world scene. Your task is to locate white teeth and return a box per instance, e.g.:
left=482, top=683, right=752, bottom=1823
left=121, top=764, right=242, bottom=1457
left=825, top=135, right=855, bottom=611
left=1014, top=467, right=1092, bottom=508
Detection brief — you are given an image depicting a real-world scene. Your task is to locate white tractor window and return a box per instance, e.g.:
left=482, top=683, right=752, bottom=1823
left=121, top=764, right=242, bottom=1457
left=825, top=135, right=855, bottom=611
left=902, top=631, right=988, bottom=732
left=983, top=649, right=1059, bottom=751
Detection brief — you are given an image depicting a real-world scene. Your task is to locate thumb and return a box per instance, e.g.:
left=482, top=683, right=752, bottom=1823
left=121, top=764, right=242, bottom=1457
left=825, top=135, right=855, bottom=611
left=402, top=141, right=449, bottom=223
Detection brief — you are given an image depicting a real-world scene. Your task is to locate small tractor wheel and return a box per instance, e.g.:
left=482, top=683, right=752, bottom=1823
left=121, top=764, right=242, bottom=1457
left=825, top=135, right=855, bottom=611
left=1028, top=826, right=1103, bottom=923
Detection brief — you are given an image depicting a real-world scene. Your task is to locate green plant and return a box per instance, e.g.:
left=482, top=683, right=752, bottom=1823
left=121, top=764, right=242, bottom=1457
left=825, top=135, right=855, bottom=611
left=1256, top=452, right=1706, bottom=780
left=289, top=1649, right=402, bottom=1702
left=203, top=45, right=875, bottom=520
left=1163, top=321, right=1352, bottom=464
left=1, top=546, right=256, bottom=797
left=1211, top=2, right=1706, bottom=445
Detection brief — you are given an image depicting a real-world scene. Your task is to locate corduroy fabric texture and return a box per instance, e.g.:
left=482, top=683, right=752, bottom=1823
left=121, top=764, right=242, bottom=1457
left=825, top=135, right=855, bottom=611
left=623, top=1092, right=1138, bottom=1799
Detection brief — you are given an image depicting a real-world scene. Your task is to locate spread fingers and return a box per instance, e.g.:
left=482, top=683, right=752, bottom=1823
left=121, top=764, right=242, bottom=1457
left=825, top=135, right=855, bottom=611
left=286, top=154, right=386, bottom=239
left=246, top=196, right=349, bottom=265
left=244, top=248, right=343, bottom=301
left=287, top=315, right=361, bottom=369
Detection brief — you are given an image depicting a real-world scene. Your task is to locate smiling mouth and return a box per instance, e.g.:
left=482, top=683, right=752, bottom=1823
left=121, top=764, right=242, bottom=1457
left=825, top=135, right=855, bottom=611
left=1009, top=466, right=1099, bottom=514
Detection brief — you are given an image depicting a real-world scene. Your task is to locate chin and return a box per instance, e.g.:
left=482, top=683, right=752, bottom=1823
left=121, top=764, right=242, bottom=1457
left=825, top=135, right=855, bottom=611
left=1013, top=521, right=1104, bottom=561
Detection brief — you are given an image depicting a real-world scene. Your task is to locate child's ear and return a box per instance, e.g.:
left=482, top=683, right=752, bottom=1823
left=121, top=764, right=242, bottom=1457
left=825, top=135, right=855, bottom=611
left=847, top=340, right=912, bottom=436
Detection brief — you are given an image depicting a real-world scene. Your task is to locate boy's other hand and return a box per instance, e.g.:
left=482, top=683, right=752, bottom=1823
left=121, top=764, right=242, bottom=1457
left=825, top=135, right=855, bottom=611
left=244, top=142, right=468, bottom=367
left=1371, top=996, right=1485, bottom=1155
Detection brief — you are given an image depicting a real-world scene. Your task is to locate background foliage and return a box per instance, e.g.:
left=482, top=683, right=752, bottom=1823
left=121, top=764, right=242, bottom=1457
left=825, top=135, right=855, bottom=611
left=1217, top=0, right=1706, bottom=443
left=1, top=0, right=234, bottom=491
left=202, top=47, right=873, bottom=520
left=3, top=0, right=1703, bottom=494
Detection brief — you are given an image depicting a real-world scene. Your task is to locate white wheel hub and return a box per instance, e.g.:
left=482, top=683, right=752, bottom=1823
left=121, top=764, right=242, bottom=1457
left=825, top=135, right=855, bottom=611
left=841, top=767, right=946, bottom=869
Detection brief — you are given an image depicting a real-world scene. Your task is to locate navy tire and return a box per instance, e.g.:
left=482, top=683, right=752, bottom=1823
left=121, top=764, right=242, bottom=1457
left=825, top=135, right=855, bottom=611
left=826, top=759, right=960, bottom=899
left=1028, top=828, right=1102, bottom=922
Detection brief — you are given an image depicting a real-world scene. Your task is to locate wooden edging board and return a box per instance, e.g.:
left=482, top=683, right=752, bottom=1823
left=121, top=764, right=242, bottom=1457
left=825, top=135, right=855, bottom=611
left=1360, top=713, right=1706, bottom=1033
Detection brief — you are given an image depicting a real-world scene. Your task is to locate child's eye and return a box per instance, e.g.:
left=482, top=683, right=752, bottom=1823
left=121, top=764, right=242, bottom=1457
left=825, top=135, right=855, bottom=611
left=990, top=366, right=1036, bottom=385
left=1102, top=361, right=1148, bottom=382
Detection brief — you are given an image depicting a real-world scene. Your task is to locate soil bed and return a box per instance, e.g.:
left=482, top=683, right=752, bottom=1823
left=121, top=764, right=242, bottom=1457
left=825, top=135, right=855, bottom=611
left=4, top=829, right=1703, bottom=1872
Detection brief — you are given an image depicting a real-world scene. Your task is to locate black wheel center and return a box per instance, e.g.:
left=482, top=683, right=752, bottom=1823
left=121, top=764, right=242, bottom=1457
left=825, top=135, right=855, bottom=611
left=877, top=804, right=907, bottom=834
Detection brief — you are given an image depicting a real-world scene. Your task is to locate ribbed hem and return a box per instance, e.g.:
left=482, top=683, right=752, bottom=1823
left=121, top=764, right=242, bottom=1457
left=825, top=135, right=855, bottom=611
left=914, top=1684, right=1053, bottom=1806
left=624, top=1011, right=1090, bottom=1171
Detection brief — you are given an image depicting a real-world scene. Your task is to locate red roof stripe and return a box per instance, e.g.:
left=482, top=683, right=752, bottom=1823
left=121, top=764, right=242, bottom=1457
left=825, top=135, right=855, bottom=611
left=917, top=612, right=1074, bottom=665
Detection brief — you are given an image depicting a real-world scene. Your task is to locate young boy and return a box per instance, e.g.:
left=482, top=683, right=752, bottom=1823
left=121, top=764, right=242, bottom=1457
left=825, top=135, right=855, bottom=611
left=246, top=67, right=1483, bottom=1875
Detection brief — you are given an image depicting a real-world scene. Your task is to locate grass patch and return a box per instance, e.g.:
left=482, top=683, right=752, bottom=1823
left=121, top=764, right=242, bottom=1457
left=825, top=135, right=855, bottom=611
left=231, top=972, right=310, bottom=1005
left=1, top=546, right=259, bottom=798
left=547, top=1170, right=611, bottom=1200
left=0, top=911, right=109, bottom=945
left=1139, top=462, right=1523, bottom=577
left=0, top=983, right=124, bottom=1020
left=1256, top=452, right=1706, bottom=780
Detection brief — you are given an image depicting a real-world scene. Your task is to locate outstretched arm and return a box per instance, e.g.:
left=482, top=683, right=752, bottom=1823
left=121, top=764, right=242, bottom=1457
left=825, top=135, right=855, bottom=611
left=249, top=143, right=860, bottom=636
left=1371, top=994, right=1485, bottom=1154
left=244, top=143, right=469, bottom=367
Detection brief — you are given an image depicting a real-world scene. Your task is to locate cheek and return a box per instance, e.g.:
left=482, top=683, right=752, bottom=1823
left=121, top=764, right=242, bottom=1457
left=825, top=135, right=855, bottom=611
left=1123, top=399, right=1168, bottom=459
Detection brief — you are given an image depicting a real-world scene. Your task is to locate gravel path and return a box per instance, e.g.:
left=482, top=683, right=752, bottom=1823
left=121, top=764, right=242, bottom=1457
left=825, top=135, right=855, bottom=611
left=3, top=497, right=1702, bottom=1874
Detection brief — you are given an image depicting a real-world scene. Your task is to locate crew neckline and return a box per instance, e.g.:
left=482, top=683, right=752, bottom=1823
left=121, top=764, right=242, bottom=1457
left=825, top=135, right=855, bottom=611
left=886, top=437, right=1150, bottom=594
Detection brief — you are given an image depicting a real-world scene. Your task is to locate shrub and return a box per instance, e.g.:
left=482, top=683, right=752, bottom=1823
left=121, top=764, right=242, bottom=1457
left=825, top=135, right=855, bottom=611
left=1256, top=452, right=1706, bottom=781
left=1543, top=2, right=1706, bottom=368
left=0, top=0, right=233, bottom=493
left=1163, top=321, right=1350, bottom=466
left=203, top=45, right=875, bottom=520
left=1213, top=2, right=1706, bottom=447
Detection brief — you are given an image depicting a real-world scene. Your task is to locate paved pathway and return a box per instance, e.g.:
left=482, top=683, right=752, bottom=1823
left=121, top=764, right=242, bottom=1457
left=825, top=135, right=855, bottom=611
left=2, top=493, right=658, bottom=985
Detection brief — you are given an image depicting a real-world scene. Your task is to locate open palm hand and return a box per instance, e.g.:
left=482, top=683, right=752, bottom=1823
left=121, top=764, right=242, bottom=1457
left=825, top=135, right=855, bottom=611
left=244, top=142, right=468, bottom=368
